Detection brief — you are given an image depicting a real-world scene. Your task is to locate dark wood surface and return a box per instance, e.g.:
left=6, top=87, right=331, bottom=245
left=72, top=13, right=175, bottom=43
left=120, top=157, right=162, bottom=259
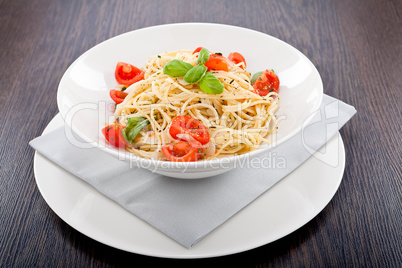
left=1, top=0, right=401, bottom=266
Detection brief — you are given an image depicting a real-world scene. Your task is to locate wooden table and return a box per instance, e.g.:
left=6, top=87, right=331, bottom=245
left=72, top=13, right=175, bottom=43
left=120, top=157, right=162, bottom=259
left=1, top=0, right=400, bottom=266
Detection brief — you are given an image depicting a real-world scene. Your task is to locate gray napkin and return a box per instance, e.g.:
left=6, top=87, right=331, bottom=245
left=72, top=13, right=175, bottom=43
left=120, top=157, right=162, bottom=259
left=29, top=95, right=356, bottom=248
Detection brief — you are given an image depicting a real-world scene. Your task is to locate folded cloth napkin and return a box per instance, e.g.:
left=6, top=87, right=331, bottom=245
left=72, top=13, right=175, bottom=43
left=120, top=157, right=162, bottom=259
left=29, top=94, right=356, bottom=248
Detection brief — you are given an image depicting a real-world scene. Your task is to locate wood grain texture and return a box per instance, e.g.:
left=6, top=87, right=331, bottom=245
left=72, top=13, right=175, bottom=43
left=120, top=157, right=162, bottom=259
left=0, top=0, right=401, bottom=266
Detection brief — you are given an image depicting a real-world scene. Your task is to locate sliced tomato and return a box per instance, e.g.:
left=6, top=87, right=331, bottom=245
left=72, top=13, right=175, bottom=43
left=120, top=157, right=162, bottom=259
left=252, top=70, right=280, bottom=96
left=228, top=52, right=246, bottom=69
left=204, top=54, right=234, bottom=72
left=169, top=115, right=210, bottom=145
left=102, top=123, right=126, bottom=147
left=162, top=141, right=202, bottom=162
left=110, top=89, right=128, bottom=104
left=115, top=62, right=144, bottom=86
left=192, top=47, right=204, bottom=54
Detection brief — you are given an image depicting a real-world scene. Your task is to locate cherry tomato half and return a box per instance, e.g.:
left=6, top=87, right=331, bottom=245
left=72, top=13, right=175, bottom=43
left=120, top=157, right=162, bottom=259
left=192, top=47, right=204, bottom=54
left=169, top=115, right=210, bottom=145
left=252, top=70, right=280, bottom=96
left=162, top=141, right=203, bottom=162
left=115, top=62, right=144, bottom=86
left=110, top=89, right=128, bottom=104
left=228, top=52, right=246, bottom=69
left=204, top=54, right=234, bottom=72
left=102, top=123, right=126, bottom=147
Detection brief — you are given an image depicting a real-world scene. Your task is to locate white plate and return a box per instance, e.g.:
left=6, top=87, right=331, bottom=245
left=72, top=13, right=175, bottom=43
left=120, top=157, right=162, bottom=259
left=56, top=23, right=323, bottom=178
left=34, top=114, right=345, bottom=258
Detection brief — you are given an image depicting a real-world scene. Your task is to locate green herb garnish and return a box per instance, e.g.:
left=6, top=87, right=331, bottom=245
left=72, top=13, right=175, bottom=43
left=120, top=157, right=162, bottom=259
left=122, top=117, right=150, bottom=144
left=163, top=59, right=193, bottom=77
left=196, top=48, right=210, bottom=65
left=184, top=64, right=207, bottom=83
left=199, top=72, right=224, bottom=94
left=162, top=48, right=224, bottom=94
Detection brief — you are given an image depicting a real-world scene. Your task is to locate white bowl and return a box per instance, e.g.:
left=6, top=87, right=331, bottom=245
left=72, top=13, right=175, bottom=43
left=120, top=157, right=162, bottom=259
left=57, top=23, right=323, bottom=179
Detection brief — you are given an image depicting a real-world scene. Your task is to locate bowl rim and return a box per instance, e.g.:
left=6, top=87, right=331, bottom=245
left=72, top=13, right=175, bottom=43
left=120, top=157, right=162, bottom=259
left=57, top=22, right=324, bottom=169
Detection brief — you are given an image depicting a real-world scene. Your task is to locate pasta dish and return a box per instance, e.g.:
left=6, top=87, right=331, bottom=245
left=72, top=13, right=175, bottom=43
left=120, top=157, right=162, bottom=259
left=103, top=48, right=280, bottom=162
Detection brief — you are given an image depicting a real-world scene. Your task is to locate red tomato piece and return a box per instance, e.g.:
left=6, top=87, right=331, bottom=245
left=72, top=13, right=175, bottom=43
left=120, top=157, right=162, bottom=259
left=192, top=47, right=204, bottom=54
left=252, top=70, right=280, bottom=96
left=110, top=89, right=128, bottom=104
left=169, top=115, right=210, bottom=145
left=115, top=62, right=144, bottom=86
left=162, top=141, right=203, bottom=162
left=204, top=54, right=234, bottom=72
left=228, top=52, right=246, bottom=69
left=102, top=123, right=126, bottom=147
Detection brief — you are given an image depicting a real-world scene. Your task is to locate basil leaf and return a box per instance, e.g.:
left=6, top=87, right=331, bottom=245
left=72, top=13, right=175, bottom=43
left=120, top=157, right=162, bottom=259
left=163, top=59, right=193, bottom=77
left=184, top=64, right=207, bottom=84
left=199, top=72, right=224, bottom=94
left=250, top=71, right=263, bottom=85
left=122, top=117, right=150, bottom=144
left=196, top=48, right=210, bottom=65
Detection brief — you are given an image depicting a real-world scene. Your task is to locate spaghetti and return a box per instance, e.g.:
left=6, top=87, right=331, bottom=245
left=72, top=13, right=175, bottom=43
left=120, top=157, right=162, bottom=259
left=112, top=50, right=280, bottom=161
